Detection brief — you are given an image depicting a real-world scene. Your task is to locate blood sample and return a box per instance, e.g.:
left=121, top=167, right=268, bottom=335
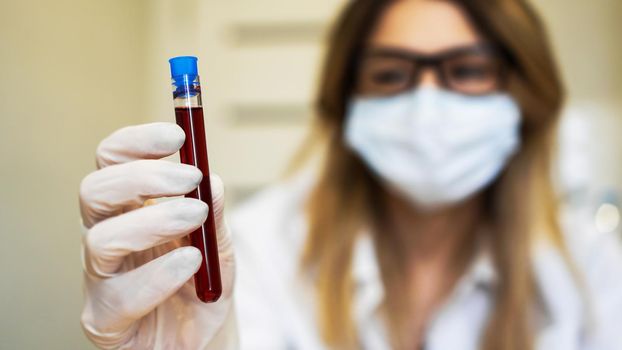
left=169, top=56, right=222, bottom=303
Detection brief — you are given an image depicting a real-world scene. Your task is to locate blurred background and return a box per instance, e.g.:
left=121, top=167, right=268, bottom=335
left=0, top=0, right=620, bottom=348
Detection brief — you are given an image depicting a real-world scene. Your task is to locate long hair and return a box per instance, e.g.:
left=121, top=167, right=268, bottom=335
left=296, top=0, right=568, bottom=349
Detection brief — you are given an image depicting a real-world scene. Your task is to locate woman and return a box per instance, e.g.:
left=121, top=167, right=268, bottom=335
left=78, top=0, right=622, bottom=349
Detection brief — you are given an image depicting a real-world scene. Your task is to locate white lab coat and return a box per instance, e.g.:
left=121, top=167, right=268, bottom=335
left=229, top=173, right=622, bottom=350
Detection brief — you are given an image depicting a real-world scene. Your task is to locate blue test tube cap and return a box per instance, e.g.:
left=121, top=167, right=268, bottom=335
left=169, top=56, right=198, bottom=78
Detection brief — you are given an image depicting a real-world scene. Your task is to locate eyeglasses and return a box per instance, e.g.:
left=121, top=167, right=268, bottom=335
left=355, top=44, right=507, bottom=97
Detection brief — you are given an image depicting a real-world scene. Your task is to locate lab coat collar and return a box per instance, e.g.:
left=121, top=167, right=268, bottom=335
left=351, top=233, right=577, bottom=333
left=351, top=232, right=498, bottom=322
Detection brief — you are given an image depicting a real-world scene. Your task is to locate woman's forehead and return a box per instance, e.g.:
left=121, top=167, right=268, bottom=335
left=369, top=0, right=482, bottom=54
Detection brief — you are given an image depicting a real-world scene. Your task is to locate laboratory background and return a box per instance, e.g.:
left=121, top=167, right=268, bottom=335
left=0, top=0, right=621, bottom=348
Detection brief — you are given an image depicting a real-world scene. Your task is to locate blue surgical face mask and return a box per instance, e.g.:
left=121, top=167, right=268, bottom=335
left=344, top=87, right=521, bottom=209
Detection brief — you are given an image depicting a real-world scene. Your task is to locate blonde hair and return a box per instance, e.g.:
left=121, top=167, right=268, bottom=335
left=293, top=0, right=574, bottom=349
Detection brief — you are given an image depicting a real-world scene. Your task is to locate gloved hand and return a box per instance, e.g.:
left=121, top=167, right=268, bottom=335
left=79, top=122, right=237, bottom=349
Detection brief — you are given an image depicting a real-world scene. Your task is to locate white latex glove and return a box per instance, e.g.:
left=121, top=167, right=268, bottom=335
left=79, top=122, right=237, bottom=349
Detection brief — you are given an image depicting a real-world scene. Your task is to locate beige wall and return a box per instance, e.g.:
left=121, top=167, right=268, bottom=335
left=534, top=0, right=622, bottom=103
left=533, top=0, right=622, bottom=190
left=0, top=0, right=147, bottom=348
left=0, top=0, right=620, bottom=348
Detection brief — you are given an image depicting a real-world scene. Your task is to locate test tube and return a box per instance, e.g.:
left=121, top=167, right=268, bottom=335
left=169, top=56, right=222, bottom=303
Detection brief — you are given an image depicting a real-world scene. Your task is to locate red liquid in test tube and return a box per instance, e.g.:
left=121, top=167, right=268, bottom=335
left=169, top=56, right=222, bottom=303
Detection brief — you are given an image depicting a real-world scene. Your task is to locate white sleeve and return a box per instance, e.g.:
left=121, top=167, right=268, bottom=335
left=233, top=234, right=290, bottom=350
left=226, top=175, right=318, bottom=350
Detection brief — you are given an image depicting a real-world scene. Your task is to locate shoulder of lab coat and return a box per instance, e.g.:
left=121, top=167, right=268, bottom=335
left=228, top=172, right=322, bottom=349
left=227, top=172, right=622, bottom=349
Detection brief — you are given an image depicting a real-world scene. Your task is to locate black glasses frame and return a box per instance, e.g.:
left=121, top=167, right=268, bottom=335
left=355, top=44, right=509, bottom=96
